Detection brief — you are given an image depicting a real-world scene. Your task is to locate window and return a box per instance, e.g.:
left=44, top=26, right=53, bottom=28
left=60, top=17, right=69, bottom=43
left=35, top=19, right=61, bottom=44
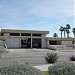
left=32, top=38, right=41, bottom=48
left=21, top=33, right=31, bottom=36
left=10, top=33, right=20, bottom=36
left=21, top=38, right=31, bottom=48
left=1, top=33, right=4, bottom=36
left=49, top=41, right=61, bottom=45
left=32, top=34, right=41, bottom=37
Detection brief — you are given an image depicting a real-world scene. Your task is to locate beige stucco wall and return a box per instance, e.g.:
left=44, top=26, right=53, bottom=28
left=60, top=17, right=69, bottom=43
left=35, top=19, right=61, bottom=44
left=4, top=33, right=9, bottom=36
left=3, top=33, right=10, bottom=48
left=9, top=37, right=20, bottom=48
left=3, top=33, right=47, bottom=48
left=42, top=38, right=46, bottom=48
left=61, top=41, right=73, bottom=46
left=41, top=34, right=47, bottom=48
left=0, top=40, right=4, bottom=45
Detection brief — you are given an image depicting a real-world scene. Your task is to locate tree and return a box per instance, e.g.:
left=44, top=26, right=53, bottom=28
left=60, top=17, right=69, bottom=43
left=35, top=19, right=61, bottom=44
left=59, top=26, right=64, bottom=38
left=66, top=24, right=71, bottom=38
left=72, top=28, right=75, bottom=38
left=63, top=27, right=66, bottom=38
left=66, top=24, right=71, bottom=29
left=53, top=33, right=58, bottom=37
left=66, top=29, right=70, bottom=38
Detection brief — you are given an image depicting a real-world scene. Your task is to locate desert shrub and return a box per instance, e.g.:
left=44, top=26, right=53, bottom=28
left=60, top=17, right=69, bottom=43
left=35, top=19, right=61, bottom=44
left=0, top=62, right=43, bottom=75
left=44, top=53, right=58, bottom=63
left=48, top=61, right=75, bottom=75
left=70, top=55, right=75, bottom=61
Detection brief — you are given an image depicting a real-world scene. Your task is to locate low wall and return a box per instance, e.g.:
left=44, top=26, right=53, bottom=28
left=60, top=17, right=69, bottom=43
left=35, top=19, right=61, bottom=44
left=47, top=44, right=57, bottom=50
left=61, top=41, right=73, bottom=47
left=0, top=46, right=7, bottom=52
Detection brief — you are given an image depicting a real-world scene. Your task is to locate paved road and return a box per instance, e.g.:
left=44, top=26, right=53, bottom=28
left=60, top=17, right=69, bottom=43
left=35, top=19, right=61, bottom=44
left=0, top=49, right=75, bottom=66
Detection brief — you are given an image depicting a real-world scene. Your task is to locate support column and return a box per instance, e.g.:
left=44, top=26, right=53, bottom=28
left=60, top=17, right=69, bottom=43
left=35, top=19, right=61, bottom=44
left=31, top=33, right=32, bottom=48
left=42, top=38, right=46, bottom=48
left=74, top=41, right=75, bottom=48
left=19, top=33, right=21, bottom=48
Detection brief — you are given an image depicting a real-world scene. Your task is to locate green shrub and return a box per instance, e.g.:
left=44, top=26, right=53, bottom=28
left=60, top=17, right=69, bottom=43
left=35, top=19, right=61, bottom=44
left=48, top=61, right=75, bottom=75
left=0, top=62, right=43, bottom=75
left=70, top=55, right=75, bottom=61
left=44, top=53, right=58, bottom=63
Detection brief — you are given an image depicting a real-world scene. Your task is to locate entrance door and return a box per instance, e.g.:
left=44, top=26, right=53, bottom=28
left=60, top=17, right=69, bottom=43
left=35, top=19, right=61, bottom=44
left=21, top=38, right=31, bottom=48
left=32, top=38, right=41, bottom=48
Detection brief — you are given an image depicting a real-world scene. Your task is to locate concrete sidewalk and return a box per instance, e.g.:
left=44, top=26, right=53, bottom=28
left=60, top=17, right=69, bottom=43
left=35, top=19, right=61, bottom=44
left=33, top=61, right=75, bottom=71
left=33, top=64, right=53, bottom=71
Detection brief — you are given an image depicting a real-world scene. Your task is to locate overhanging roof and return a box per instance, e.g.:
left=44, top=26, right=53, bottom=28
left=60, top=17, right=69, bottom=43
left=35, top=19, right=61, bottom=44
left=46, top=37, right=75, bottom=41
left=0, top=36, right=7, bottom=40
left=1, top=29, right=49, bottom=34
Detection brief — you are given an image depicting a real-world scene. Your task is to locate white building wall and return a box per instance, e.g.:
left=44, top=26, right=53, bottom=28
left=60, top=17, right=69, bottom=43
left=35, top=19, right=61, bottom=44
left=46, top=41, right=49, bottom=48
left=42, top=38, right=46, bottom=48
left=4, top=33, right=9, bottom=36
left=3, top=33, right=10, bottom=48
left=5, top=38, right=10, bottom=48
left=0, top=40, right=4, bottom=45
left=42, top=34, right=46, bottom=37
left=61, top=41, right=73, bottom=46
left=74, top=41, right=75, bottom=48
left=9, top=37, right=20, bottom=48
left=2, top=32, right=48, bottom=48
left=41, top=34, right=46, bottom=48
left=31, top=33, right=32, bottom=48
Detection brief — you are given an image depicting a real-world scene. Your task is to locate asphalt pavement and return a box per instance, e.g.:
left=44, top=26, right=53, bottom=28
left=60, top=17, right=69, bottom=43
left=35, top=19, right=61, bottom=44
left=0, top=49, right=74, bottom=67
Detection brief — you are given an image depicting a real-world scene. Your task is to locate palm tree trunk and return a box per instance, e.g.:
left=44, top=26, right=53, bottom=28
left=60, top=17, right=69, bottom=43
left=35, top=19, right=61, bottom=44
left=67, top=33, right=68, bottom=38
left=61, top=31, right=62, bottom=38
left=74, top=34, right=75, bottom=38
left=64, top=31, right=66, bottom=38
left=67, top=33, right=69, bottom=38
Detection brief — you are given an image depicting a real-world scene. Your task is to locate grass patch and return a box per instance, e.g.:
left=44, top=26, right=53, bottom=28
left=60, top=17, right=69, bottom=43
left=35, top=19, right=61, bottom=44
left=43, top=71, right=48, bottom=75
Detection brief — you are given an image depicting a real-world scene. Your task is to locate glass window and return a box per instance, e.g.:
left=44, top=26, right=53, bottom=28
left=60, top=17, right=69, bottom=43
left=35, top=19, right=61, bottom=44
left=32, top=34, right=41, bottom=37
left=1, top=33, right=4, bottom=36
left=21, top=38, right=31, bottom=48
left=21, top=33, right=31, bottom=36
left=49, top=41, right=61, bottom=45
left=32, top=38, right=41, bottom=48
left=10, top=33, right=20, bottom=36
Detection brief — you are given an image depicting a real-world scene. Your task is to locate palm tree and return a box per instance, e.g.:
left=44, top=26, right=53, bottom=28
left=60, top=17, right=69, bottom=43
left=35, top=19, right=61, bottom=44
left=66, top=24, right=71, bottom=29
left=53, top=33, right=58, bottom=37
left=66, top=24, right=71, bottom=38
left=63, top=27, right=66, bottom=38
left=59, top=26, right=64, bottom=38
left=66, top=29, right=70, bottom=38
left=72, top=28, right=75, bottom=38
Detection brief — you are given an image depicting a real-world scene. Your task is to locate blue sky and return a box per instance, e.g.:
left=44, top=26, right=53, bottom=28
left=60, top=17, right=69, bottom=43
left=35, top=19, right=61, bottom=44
left=0, top=0, right=74, bottom=37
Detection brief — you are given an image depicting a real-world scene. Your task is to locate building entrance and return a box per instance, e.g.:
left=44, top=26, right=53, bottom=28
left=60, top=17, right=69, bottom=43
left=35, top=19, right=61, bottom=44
left=21, top=38, right=31, bottom=48
left=32, top=38, right=41, bottom=48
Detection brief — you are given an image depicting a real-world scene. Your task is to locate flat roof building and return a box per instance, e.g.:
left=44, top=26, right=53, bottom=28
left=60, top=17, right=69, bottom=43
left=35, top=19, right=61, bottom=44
left=1, top=29, right=49, bottom=48
left=0, top=29, right=75, bottom=49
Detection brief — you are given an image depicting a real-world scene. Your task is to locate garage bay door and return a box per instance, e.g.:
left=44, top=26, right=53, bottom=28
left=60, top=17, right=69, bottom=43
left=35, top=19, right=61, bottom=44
left=9, top=37, right=20, bottom=48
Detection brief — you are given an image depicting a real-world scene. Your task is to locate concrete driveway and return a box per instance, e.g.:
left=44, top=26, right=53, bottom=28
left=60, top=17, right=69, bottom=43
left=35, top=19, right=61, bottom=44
left=0, top=49, right=74, bottom=66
